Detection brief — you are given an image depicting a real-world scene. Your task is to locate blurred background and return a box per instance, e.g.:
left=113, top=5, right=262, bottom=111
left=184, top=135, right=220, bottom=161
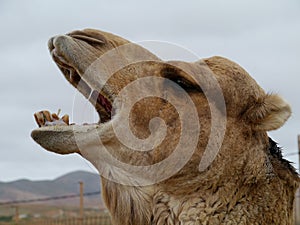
left=0, top=0, right=299, bottom=182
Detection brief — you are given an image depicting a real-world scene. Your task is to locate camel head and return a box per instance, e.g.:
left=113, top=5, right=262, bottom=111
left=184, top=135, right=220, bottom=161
left=31, top=29, right=299, bottom=225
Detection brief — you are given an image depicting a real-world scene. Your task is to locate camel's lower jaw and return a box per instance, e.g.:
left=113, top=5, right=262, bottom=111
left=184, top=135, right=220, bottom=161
left=31, top=119, right=115, bottom=155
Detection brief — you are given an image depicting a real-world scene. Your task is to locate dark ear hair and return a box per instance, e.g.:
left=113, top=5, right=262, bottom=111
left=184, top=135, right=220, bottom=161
left=244, top=94, right=291, bottom=131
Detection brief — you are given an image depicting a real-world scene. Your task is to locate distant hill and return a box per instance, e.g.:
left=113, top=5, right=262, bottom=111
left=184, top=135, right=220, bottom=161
left=0, top=171, right=102, bottom=207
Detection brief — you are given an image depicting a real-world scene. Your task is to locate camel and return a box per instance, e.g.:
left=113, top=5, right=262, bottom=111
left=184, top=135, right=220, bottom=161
left=31, top=29, right=299, bottom=225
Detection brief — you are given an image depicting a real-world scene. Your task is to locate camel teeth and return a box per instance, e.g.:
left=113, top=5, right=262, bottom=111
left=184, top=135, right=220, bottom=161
left=62, top=114, right=69, bottom=125
left=34, top=110, right=70, bottom=127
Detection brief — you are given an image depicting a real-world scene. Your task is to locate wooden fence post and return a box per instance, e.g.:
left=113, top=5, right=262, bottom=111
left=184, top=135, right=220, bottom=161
left=14, top=206, right=19, bottom=224
left=79, top=181, right=84, bottom=225
left=295, top=135, right=300, bottom=225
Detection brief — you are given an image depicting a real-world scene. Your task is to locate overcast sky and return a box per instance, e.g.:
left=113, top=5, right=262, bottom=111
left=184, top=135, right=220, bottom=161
left=0, top=0, right=299, bottom=181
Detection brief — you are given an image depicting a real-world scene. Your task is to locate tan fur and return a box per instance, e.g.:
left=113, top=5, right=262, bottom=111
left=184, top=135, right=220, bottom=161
left=245, top=94, right=292, bottom=131
left=31, top=29, right=299, bottom=225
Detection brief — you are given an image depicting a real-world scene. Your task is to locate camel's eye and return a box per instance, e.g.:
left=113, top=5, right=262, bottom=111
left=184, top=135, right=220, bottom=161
left=173, top=77, right=194, bottom=91
left=162, top=67, right=203, bottom=93
left=167, top=76, right=202, bottom=93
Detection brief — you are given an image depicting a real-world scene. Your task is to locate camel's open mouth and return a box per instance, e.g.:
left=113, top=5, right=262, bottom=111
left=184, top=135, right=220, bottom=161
left=34, top=32, right=115, bottom=129
left=31, top=32, right=119, bottom=154
left=48, top=34, right=113, bottom=124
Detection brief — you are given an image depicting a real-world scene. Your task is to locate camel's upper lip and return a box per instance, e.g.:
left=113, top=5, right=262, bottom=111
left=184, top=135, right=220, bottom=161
left=48, top=35, right=113, bottom=123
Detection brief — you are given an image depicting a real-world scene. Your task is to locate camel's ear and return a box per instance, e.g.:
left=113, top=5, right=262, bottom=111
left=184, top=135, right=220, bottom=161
left=245, top=94, right=291, bottom=131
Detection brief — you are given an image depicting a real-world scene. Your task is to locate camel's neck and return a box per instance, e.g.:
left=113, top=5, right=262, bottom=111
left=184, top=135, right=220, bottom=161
left=151, top=179, right=296, bottom=225
left=100, top=138, right=298, bottom=225
left=102, top=175, right=297, bottom=225
left=101, top=179, right=153, bottom=225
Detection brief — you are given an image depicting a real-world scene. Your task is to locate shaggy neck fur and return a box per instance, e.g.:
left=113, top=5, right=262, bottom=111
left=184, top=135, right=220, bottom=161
left=102, top=138, right=298, bottom=225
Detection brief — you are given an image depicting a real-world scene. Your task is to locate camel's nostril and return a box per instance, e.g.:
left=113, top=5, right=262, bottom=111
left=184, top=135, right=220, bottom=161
left=67, top=30, right=106, bottom=46
left=70, top=34, right=105, bottom=45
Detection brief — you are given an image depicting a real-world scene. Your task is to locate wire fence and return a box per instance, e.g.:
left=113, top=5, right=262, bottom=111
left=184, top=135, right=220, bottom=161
left=0, top=190, right=110, bottom=225
left=0, top=192, right=101, bottom=206
left=0, top=215, right=112, bottom=225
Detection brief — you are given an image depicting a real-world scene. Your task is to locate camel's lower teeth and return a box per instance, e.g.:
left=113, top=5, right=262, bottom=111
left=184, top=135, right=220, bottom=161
left=34, top=110, right=69, bottom=127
